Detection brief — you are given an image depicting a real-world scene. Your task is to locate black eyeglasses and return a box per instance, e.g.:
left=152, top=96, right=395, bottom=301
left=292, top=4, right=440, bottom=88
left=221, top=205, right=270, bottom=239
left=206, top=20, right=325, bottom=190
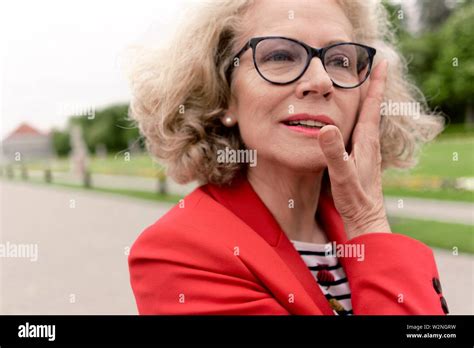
left=226, top=36, right=376, bottom=89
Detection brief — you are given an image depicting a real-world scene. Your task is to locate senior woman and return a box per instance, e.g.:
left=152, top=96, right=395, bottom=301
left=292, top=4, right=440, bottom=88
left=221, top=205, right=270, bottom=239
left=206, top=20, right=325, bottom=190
left=128, top=0, right=447, bottom=315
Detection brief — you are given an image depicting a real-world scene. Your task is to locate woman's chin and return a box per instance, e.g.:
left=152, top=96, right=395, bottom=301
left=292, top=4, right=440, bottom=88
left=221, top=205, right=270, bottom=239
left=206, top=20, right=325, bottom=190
left=259, top=152, right=328, bottom=174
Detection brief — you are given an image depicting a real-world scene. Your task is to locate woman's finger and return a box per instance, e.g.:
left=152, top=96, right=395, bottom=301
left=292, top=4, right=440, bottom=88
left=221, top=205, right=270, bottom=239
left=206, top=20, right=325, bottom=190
left=350, top=60, right=387, bottom=184
left=319, top=125, right=370, bottom=224
left=356, top=60, right=388, bottom=136
left=318, top=125, right=357, bottom=188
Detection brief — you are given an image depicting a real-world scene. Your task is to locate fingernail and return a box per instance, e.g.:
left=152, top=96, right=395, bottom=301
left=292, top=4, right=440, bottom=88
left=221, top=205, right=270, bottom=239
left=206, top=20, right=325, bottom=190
left=321, top=128, right=336, bottom=144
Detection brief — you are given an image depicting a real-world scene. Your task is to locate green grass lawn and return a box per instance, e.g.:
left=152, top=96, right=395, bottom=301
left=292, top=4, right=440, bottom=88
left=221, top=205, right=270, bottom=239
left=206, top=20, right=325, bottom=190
left=19, top=153, right=164, bottom=177
left=409, top=137, right=473, bottom=178
left=383, top=186, right=474, bottom=203
left=383, top=135, right=474, bottom=202
left=384, top=136, right=474, bottom=179
left=88, top=153, right=164, bottom=177
left=389, top=216, right=474, bottom=254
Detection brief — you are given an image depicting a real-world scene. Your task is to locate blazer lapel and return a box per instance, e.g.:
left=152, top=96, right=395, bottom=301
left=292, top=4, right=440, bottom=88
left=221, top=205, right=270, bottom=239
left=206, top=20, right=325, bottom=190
left=204, top=173, right=347, bottom=315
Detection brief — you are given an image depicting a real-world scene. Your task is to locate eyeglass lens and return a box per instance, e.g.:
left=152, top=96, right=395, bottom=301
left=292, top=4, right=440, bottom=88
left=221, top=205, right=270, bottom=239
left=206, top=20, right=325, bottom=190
left=254, top=38, right=371, bottom=87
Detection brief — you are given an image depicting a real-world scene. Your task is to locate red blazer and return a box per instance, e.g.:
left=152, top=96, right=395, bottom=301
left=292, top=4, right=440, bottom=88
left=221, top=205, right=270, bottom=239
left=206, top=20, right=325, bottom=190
left=128, top=174, right=448, bottom=315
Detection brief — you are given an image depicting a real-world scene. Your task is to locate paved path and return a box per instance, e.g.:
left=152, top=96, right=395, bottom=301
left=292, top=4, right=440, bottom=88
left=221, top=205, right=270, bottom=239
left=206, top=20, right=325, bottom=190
left=0, top=180, right=171, bottom=314
left=1, top=180, right=472, bottom=314
left=385, top=197, right=474, bottom=225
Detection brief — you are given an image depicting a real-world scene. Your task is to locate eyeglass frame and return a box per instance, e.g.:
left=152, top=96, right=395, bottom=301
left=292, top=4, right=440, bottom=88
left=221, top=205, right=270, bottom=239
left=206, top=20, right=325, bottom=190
left=226, top=36, right=377, bottom=89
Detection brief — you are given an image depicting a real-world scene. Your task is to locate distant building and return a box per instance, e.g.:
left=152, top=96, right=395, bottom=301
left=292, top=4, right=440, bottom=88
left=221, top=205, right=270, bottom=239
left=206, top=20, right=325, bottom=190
left=1, top=123, right=54, bottom=163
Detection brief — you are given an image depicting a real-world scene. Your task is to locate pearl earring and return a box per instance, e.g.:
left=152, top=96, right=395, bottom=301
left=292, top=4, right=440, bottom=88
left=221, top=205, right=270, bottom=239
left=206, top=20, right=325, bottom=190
left=223, top=115, right=235, bottom=127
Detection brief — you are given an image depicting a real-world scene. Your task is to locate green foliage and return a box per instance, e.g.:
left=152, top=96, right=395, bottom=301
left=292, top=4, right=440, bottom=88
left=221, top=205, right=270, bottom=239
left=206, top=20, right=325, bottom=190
left=399, top=32, right=439, bottom=91
left=68, top=104, right=142, bottom=154
left=424, top=4, right=474, bottom=108
left=399, top=2, right=474, bottom=123
left=383, top=0, right=410, bottom=41
left=51, top=129, right=71, bottom=156
left=418, top=0, right=453, bottom=32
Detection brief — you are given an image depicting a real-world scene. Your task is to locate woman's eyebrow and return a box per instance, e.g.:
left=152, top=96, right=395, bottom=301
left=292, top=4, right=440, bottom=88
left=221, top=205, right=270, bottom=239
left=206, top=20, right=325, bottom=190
left=324, top=39, right=352, bottom=46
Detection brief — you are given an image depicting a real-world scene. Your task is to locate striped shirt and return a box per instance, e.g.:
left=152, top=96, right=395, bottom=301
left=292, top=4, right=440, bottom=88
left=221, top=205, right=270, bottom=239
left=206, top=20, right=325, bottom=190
left=291, top=239, right=353, bottom=315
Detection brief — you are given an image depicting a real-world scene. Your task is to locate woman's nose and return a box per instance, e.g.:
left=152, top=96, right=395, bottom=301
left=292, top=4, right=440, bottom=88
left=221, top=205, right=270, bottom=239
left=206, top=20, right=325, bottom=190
left=294, top=58, right=333, bottom=98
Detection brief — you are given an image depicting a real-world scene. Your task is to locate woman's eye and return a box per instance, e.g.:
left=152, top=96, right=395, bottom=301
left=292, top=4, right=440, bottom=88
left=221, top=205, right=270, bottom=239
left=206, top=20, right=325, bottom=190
left=263, top=50, right=295, bottom=62
left=327, top=55, right=351, bottom=68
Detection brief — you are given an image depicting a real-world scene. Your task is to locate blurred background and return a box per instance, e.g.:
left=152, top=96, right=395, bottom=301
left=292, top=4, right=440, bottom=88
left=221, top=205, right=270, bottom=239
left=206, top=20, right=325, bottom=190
left=0, top=0, right=472, bottom=314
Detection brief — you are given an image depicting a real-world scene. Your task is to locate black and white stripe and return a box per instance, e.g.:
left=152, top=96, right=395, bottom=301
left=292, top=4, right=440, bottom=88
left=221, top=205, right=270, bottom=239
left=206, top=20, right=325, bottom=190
left=291, top=239, right=353, bottom=316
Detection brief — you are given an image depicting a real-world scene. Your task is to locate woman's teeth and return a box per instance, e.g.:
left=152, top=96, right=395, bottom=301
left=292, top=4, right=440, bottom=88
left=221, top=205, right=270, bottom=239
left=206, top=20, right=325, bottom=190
left=287, top=120, right=327, bottom=128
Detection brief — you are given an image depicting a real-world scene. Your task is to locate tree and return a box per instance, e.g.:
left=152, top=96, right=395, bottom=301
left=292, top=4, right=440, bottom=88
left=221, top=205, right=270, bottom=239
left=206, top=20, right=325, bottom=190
left=398, top=2, right=473, bottom=124
left=51, top=129, right=71, bottom=156
left=418, top=0, right=454, bottom=32
left=423, top=3, right=474, bottom=124
left=68, top=103, right=142, bottom=154
left=383, top=0, right=410, bottom=41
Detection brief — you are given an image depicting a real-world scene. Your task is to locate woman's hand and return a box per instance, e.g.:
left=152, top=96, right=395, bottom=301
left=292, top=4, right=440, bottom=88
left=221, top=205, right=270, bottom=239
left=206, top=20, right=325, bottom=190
left=318, top=60, right=391, bottom=240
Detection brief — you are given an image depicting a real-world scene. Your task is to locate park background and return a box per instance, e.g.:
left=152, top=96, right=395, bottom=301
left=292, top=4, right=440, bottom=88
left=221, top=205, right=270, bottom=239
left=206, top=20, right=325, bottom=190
left=0, top=0, right=473, bottom=314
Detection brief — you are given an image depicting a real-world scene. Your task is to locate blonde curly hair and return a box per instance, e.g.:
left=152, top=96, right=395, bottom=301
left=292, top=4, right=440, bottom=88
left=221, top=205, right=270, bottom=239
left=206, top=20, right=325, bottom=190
left=128, top=0, right=444, bottom=185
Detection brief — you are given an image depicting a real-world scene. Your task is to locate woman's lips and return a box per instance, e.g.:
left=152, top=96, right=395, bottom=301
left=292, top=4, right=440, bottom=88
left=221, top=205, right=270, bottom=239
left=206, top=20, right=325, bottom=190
left=280, top=123, right=324, bottom=136
left=280, top=113, right=335, bottom=137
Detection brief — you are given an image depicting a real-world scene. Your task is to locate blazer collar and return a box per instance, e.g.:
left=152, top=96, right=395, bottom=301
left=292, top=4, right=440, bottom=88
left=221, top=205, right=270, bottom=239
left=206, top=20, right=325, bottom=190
left=204, top=172, right=348, bottom=315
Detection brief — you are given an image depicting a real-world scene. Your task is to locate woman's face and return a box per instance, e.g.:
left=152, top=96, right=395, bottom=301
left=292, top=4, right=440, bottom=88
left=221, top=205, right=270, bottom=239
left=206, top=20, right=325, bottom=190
left=228, top=0, right=369, bottom=172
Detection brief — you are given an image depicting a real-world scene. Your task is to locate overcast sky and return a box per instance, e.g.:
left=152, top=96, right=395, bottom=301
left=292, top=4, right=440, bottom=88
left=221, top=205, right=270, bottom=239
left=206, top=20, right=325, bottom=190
left=0, top=0, right=196, bottom=139
left=0, top=0, right=418, bottom=140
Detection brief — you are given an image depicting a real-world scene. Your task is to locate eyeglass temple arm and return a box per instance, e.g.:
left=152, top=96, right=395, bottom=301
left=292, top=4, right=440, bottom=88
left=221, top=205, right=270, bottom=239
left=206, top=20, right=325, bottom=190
left=225, top=41, right=251, bottom=83
left=233, top=41, right=251, bottom=60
